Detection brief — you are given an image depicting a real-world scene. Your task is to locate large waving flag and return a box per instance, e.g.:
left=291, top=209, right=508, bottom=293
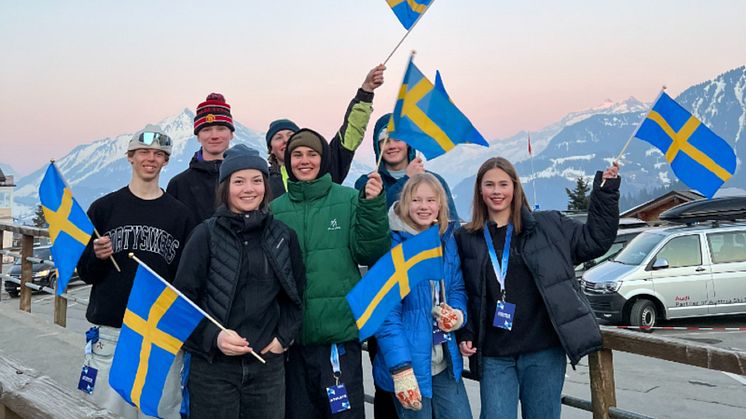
left=635, top=92, right=736, bottom=199
left=347, top=225, right=443, bottom=341
left=387, top=56, right=489, bottom=159
left=38, top=163, right=94, bottom=295
left=386, top=0, right=433, bottom=30
left=109, top=265, right=203, bottom=418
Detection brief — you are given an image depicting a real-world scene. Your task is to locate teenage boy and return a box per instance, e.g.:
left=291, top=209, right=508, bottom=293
left=354, top=113, right=459, bottom=219
left=167, top=93, right=234, bottom=222
left=77, top=125, right=195, bottom=418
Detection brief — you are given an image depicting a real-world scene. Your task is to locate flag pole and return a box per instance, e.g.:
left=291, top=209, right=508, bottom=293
left=128, top=253, right=266, bottom=364
left=382, top=0, right=436, bottom=65
left=50, top=161, right=121, bottom=272
left=529, top=134, right=537, bottom=209
left=601, top=86, right=667, bottom=187
left=377, top=50, right=417, bottom=168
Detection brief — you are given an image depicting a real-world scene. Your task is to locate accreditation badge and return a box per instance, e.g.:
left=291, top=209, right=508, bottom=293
left=493, top=300, right=516, bottom=331
left=326, top=383, right=352, bottom=414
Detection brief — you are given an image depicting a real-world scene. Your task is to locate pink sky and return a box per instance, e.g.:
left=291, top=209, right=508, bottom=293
left=2, top=1, right=745, bottom=175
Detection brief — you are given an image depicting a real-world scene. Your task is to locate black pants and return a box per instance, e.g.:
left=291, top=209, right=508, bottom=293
left=367, top=337, right=399, bottom=419
left=189, top=352, right=285, bottom=419
left=286, top=341, right=365, bottom=419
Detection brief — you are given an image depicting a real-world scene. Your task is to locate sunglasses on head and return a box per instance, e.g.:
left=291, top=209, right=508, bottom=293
left=138, top=132, right=172, bottom=147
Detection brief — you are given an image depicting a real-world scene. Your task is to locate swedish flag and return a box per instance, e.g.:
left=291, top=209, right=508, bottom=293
left=388, top=57, right=489, bottom=159
left=109, top=265, right=203, bottom=417
left=386, top=0, right=433, bottom=30
left=38, top=163, right=94, bottom=295
left=635, top=92, right=736, bottom=199
left=346, top=225, right=443, bottom=341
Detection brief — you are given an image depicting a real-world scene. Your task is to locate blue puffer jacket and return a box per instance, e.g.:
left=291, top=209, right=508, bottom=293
left=372, top=208, right=467, bottom=398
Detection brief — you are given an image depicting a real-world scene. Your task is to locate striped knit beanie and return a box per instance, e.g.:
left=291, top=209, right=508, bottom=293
left=193, top=93, right=235, bottom=134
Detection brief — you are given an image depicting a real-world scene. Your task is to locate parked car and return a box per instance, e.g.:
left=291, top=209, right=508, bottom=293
left=3, top=245, right=79, bottom=297
left=581, top=197, right=746, bottom=327
left=574, top=218, right=650, bottom=279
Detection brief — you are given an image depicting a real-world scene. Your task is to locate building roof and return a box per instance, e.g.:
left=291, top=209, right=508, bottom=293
left=621, top=190, right=704, bottom=218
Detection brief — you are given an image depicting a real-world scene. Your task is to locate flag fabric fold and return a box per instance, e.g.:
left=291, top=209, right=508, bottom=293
left=634, top=92, right=736, bottom=199
left=387, top=57, right=488, bottom=159
left=38, top=163, right=94, bottom=295
left=109, top=265, right=204, bottom=418
left=386, top=0, right=433, bottom=30
left=346, top=225, right=443, bottom=341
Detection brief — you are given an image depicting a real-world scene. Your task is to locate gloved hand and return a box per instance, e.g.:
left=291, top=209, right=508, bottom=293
left=432, top=303, right=464, bottom=332
left=392, top=367, right=422, bottom=411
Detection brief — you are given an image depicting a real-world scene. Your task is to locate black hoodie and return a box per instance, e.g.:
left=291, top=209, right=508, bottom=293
left=166, top=151, right=222, bottom=223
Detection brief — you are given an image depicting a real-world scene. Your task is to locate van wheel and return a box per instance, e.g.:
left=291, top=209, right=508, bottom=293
left=629, top=299, right=657, bottom=328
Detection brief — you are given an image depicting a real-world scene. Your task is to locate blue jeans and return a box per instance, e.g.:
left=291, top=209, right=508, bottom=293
left=393, top=370, right=473, bottom=419
left=479, top=346, right=566, bottom=419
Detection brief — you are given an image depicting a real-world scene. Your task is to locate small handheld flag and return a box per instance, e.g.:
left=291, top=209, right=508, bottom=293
left=634, top=92, right=736, bottom=199
left=386, top=0, right=433, bottom=30
left=109, top=262, right=204, bottom=417
left=38, top=163, right=94, bottom=295
left=387, top=55, right=489, bottom=160
left=346, top=225, right=443, bottom=341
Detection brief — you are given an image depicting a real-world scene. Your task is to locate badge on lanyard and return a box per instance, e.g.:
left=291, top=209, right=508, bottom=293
left=493, top=300, right=516, bottom=330
left=432, top=280, right=452, bottom=345
left=484, top=222, right=516, bottom=331
left=326, top=343, right=352, bottom=414
left=78, top=365, right=98, bottom=394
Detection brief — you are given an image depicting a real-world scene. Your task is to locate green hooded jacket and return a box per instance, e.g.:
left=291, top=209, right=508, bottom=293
left=271, top=173, right=390, bottom=345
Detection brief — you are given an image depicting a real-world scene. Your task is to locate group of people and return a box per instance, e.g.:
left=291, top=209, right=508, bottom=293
left=76, top=63, right=622, bottom=419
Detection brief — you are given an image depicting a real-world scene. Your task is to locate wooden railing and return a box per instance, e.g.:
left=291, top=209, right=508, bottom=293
left=0, top=222, right=83, bottom=327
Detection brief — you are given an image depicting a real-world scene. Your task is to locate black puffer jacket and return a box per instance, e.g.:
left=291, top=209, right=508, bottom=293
left=174, top=207, right=306, bottom=362
left=456, top=172, right=620, bottom=375
left=166, top=152, right=222, bottom=223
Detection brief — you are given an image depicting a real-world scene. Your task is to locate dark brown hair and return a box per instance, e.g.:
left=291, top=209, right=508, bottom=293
left=215, top=172, right=272, bottom=212
left=463, top=157, right=530, bottom=233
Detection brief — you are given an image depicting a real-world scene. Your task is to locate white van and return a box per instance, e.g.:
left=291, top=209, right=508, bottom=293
left=581, top=220, right=746, bottom=327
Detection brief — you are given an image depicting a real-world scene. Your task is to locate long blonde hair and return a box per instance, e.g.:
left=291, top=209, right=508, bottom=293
left=464, top=157, right=530, bottom=234
left=396, top=173, right=449, bottom=235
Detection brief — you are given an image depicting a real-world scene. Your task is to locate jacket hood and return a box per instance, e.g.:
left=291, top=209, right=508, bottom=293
left=388, top=202, right=420, bottom=236
left=283, top=128, right=331, bottom=181
left=188, top=150, right=222, bottom=174
left=372, top=113, right=417, bottom=170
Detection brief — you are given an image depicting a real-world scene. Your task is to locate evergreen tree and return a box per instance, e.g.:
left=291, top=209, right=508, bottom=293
left=32, top=204, right=48, bottom=228
left=565, top=177, right=590, bottom=211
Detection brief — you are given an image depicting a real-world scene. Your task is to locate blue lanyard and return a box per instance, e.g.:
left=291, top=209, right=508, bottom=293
left=330, top=344, right=341, bottom=384
left=483, top=222, right=513, bottom=301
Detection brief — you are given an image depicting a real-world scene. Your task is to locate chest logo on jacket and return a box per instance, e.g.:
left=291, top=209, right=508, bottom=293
left=105, top=225, right=180, bottom=263
left=327, top=218, right=341, bottom=231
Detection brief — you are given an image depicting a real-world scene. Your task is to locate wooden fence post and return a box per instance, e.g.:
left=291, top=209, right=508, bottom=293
left=19, top=234, right=33, bottom=313
left=589, top=348, right=616, bottom=419
left=53, top=293, right=67, bottom=327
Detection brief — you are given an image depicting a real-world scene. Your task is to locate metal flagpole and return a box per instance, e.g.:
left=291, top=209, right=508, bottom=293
left=382, top=0, right=436, bottom=65
left=128, top=253, right=266, bottom=364
left=377, top=50, right=417, bottom=168
left=601, top=86, right=667, bottom=187
left=529, top=134, right=537, bottom=209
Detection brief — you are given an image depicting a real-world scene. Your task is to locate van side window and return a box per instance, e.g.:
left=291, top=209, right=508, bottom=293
left=656, top=235, right=702, bottom=268
left=707, top=231, right=746, bottom=264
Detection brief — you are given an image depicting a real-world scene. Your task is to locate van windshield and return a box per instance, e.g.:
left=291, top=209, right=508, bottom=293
left=613, top=232, right=666, bottom=265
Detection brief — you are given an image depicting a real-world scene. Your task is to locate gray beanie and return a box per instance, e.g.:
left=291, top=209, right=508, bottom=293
left=219, top=144, right=269, bottom=183
left=128, top=124, right=172, bottom=155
